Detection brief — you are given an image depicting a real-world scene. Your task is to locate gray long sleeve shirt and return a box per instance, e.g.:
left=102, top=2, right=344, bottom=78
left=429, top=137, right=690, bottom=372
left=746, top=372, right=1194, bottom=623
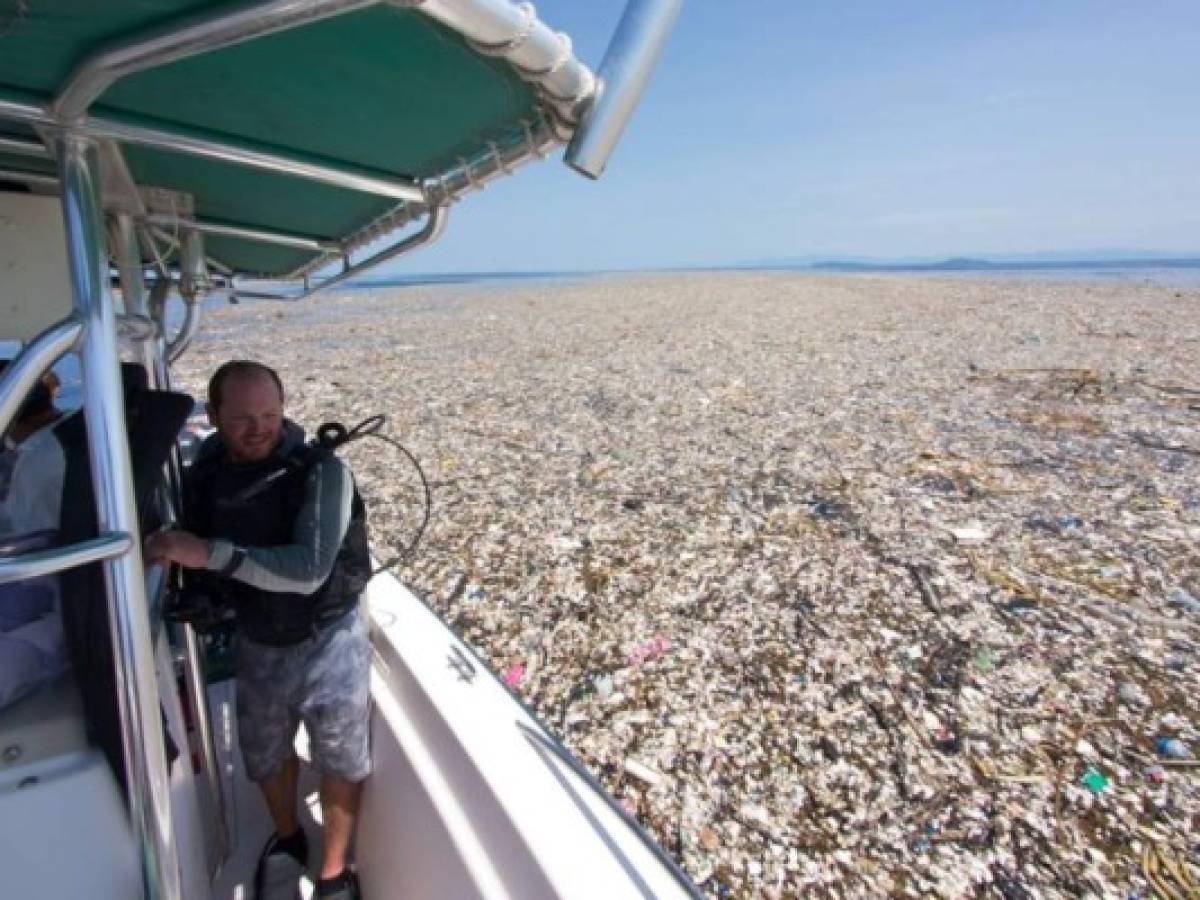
left=197, top=429, right=355, bottom=595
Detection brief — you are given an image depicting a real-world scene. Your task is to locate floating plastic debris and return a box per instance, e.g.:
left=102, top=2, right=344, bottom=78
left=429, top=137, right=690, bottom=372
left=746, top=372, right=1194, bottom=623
left=1080, top=767, right=1110, bottom=793
left=593, top=673, right=614, bottom=701
left=974, top=646, right=996, bottom=675
left=948, top=523, right=991, bottom=545
left=933, top=728, right=962, bottom=755
left=177, top=272, right=1200, bottom=898
left=1154, top=737, right=1191, bottom=760
left=1167, top=587, right=1200, bottom=615
left=502, top=662, right=526, bottom=688
left=628, top=635, right=671, bottom=666
left=623, top=758, right=664, bottom=787
left=1117, top=681, right=1149, bottom=706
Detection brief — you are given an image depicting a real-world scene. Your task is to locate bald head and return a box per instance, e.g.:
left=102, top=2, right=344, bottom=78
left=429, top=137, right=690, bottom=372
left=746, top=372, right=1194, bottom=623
left=206, top=361, right=284, bottom=463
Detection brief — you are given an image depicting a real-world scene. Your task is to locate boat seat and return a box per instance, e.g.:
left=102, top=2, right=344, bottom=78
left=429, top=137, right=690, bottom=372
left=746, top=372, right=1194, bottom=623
left=55, top=367, right=193, bottom=788
left=0, top=742, right=140, bottom=900
left=0, top=672, right=87, bottom=773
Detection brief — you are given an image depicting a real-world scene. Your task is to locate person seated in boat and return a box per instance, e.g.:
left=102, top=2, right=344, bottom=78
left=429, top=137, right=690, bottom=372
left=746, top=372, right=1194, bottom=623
left=0, top=361, right=67, bottom=711
left=145, top=359, right=371, bottom=900
left=0, top=361, right=63, bottom=516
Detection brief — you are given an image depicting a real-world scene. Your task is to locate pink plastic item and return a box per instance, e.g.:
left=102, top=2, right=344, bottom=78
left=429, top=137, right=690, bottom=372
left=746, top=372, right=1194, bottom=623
left=628, top=635, right=672, bottom=666
left=502, top=663, right=526, bottom=687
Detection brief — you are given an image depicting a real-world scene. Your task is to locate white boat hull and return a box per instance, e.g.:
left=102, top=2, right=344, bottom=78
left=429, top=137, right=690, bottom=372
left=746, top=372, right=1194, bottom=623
left=209, top=571, right=698, bottom=899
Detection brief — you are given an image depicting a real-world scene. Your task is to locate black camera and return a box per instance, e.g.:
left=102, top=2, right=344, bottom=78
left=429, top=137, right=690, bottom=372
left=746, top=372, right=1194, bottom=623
left=164, top=569, right=236, bottom=632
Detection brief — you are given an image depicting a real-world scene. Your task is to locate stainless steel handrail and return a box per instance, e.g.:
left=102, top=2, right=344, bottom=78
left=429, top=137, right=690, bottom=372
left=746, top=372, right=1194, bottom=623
left=115, top=211, right=232, bottom=872
left=230, top=204, right=446, bottom=299
left=53, top=0, right=381, bottom=122
left=59, top=133, right=183, bottom=900
left=0, top=166, right=59, bottom=190
left=0, top=135, right=50, bottom=158
left=0, top=318, right=82, bottom=437
left=179, top=622, right=230, bottom=871
left=300, top=203, right=448, bottom=297
left=566, top=0, right=683, bottom=179
left=0, top=97, right=425, bottom=204
left=116, top=313, right=159, bottom=342
left=102, top=115, right=425, bottom=204
left=0, top=533, right=133, bottom=584
left=166, top=295, right=203, bottom=363
left=287, top=116, right=556, bottom=284
left=112, top=214, right=159, bottom=367
left=141, top=214, right=341, bottom=252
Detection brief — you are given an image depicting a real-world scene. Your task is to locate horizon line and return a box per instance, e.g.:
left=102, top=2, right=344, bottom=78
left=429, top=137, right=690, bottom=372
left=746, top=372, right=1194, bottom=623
left=349, top=253, right=1200, bottom=283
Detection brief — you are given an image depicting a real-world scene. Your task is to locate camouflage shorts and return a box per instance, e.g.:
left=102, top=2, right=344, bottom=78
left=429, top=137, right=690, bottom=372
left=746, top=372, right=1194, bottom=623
left=236, top=605, right=371, bottom=782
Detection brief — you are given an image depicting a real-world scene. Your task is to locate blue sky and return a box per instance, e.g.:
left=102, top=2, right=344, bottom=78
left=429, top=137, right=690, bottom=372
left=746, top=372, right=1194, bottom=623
left=393, top=1, right=1200, bottom=273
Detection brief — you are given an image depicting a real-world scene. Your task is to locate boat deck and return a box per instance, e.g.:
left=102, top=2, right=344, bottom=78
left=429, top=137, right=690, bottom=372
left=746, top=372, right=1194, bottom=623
left=208, top=680, right=327, bottom=900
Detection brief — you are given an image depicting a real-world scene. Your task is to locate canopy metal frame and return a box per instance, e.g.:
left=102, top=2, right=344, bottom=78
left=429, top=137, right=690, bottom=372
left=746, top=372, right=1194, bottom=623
left=61, top=133, right=185, bottom=900
left=0, top=0, right=681, bottom=289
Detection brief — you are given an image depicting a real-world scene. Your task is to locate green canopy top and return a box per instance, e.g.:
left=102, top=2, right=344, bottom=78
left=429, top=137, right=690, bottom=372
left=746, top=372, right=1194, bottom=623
left=0, top=0, right=597, bottom=279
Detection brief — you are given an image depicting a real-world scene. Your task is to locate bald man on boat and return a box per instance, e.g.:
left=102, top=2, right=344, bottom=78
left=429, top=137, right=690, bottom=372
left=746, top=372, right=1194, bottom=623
left=147, top=360, right=371, bottom=900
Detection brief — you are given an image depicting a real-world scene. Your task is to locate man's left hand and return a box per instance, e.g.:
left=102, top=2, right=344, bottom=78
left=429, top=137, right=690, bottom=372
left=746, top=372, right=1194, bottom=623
left=145, top=529, right=211, bottom=570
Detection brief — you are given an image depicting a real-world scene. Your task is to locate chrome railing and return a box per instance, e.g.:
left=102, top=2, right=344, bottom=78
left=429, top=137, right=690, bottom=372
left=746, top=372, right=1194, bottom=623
left=0, top=319, right=82, bottom=431
left=566, top=0, right=683, bottom=179
left=0, top=173, right=185, bottom=898
left=0, top=96, right=425, bottom=205
left=0, top=533, right=134, bottom=584
left=114, top=210, right=230, bottom=876
left=59, top=133, right=184, bottom=900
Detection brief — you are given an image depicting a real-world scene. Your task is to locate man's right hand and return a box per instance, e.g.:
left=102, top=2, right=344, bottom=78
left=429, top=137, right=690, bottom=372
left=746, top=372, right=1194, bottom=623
left=145, top=529, right=212, bottom=570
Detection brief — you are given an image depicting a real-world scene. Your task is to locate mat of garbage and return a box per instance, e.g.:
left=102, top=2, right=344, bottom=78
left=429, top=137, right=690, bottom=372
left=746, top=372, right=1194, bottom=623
left=177, top=272, right=1200, bottom=899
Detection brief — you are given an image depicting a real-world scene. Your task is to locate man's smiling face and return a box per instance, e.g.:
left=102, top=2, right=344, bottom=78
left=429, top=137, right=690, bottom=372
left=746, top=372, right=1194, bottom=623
left=208, top=370, right=284, bottom=463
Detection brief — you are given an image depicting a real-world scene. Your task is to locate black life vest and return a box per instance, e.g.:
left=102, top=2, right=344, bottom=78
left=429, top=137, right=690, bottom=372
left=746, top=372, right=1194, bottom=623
left=183, top=441, right=371, bottom=647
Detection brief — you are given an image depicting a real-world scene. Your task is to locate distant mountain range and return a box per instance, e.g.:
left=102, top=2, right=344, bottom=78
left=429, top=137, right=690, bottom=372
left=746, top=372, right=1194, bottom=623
left=352, top=253, right=1200, bottom=287
left=739, top=251, right=1200, bottom=271
left=808, top=256, right=1200, bottom=273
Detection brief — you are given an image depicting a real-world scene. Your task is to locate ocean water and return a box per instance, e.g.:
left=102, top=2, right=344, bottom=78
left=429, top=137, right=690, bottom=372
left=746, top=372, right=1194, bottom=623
left=797, top=260, right=1200, bottom=289
left=348, top=262, right=1200, bottom=291
left=871, top=265, right=1200, bottom=289
left=13, top=262, right=1199, bottom=412
left=344, top=269, right=603, bottom=292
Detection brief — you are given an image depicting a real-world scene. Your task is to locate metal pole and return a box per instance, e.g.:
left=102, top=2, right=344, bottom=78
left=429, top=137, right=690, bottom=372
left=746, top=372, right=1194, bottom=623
left=0, top=97, right=425, bottom=204
left=180, top=623, right=230, bottom=871
left=0, top=167, right=59, bottom=190
left=94, top=116, right=427, bottom=203
left=116, top=211, right=229, bottom=870
left=0, top=135, right=50, bottom=158
left=0, top=533, right=133, bottom=584
left=287, top=116, right=558, bottom=285
left=53, top=0, right=381, bottom=122
left=141, top=214, right=340, bottom=252
left=0, top=318, right=81, bottom=437
left=113, top=214, right=160, bottom=382
left=58, top=133, right=182, bottom=900
left=302, top=203, right=448, bottom=297
left=565, top=0, right=682, bottom=179
left=114, top=215, right=233, bottom=872
left=166, top=298, right=203, bottom=363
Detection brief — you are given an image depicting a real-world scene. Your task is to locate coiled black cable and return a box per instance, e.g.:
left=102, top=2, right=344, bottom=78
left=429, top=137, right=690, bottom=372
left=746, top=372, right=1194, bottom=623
left=236, top=414, right=431, bottom=574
